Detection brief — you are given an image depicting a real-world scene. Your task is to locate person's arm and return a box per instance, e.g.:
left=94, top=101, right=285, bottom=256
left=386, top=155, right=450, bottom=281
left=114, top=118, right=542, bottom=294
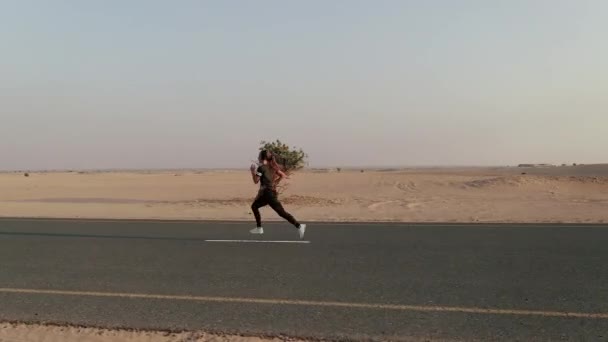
left=251, top=164, right=261, bottom=184
left=276, top=169, right=288, bottom=183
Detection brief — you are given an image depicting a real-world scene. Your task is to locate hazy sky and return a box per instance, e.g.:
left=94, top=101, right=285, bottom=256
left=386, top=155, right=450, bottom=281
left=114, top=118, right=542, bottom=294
left=2, top=0, right=607, bottom=170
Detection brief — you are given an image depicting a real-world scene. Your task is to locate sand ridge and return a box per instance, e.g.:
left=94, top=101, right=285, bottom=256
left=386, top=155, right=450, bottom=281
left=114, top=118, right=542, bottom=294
left=0, top=167, right=607, bottom=223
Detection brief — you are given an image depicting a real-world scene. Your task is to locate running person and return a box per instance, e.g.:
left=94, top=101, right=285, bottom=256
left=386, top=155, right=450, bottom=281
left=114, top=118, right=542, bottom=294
left=250, top=150, right=306, bottom=239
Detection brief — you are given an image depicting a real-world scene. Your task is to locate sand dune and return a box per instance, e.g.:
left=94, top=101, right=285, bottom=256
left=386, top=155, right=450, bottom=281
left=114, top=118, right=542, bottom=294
left=0, top=167, right=607, bottom=223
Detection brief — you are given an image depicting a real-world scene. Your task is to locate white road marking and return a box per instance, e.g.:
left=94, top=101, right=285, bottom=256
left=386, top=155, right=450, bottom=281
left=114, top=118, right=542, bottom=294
left=205, top=240, right=310, bottom=244
left=1, top=287, right=607, bottom=319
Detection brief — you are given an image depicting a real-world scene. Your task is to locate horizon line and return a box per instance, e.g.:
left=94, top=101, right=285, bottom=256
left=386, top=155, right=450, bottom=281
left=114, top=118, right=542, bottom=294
left=1, top=163, right=605, bottom=173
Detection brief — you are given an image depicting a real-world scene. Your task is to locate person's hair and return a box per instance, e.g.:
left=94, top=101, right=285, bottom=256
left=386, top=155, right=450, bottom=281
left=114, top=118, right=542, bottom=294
left=259, top=150, right=282, bottom=173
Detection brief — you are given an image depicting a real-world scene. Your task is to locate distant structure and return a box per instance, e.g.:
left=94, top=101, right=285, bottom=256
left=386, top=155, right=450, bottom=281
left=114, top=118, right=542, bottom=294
left=517, top=164, right=555, bottom=168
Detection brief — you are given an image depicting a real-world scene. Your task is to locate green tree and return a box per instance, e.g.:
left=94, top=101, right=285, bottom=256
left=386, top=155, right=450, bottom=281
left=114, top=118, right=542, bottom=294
left=259, top=140, right=308, bottom=174
left=259, top=140, right=307, bottom=193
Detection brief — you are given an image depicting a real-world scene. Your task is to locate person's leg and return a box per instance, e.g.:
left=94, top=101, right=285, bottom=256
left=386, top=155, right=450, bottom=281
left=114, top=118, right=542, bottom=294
left=267, top=193, right=300, bottom=228
left=251, top=193, right=268, bottom=228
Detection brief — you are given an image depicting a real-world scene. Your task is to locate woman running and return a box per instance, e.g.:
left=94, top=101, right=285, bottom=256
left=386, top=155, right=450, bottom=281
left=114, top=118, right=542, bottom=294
left=250, top=150, right=306, bottom=239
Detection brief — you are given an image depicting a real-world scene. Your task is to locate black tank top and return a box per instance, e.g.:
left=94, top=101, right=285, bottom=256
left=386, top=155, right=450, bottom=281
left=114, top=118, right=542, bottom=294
left=256, top=165, right=275, bottom=190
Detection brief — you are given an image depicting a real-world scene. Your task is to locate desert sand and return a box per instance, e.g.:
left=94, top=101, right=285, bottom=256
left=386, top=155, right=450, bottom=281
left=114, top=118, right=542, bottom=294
left=0, top=322, right=305, bottom=342
left=1, top=165, right=607, bottom=223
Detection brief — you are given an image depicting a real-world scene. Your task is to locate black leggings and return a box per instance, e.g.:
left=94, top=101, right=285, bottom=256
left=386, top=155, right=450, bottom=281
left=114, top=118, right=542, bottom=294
left=251, top=190, right=300, bottom=228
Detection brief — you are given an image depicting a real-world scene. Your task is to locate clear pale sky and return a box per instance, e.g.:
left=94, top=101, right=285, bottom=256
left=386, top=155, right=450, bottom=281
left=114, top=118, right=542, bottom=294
left=2, top=1, right=606, bottom=170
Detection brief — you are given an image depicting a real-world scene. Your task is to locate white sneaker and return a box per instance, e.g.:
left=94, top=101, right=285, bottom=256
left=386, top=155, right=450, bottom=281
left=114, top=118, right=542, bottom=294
left=250, top=227, right=264, bottom=234
left=297, top=224, right=306, bottom=239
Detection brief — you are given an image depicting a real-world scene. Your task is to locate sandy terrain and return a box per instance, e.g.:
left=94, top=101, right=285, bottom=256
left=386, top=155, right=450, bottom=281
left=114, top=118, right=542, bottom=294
left=1, top=167, right=606, bottom=340
left=0, top=323, right=305, bottom=342
left=1, top=165, right=607, bottom=223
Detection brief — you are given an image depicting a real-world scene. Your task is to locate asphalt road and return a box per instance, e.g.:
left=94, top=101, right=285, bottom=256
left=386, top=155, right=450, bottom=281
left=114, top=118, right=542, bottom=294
left=0, top=218, right=607, bottom=341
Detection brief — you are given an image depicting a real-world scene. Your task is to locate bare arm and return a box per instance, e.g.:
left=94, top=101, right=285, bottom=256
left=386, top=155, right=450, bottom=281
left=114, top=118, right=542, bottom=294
left=276, top=169, right=288, bottom=182
left=250, top=164, right=260, bottom=184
